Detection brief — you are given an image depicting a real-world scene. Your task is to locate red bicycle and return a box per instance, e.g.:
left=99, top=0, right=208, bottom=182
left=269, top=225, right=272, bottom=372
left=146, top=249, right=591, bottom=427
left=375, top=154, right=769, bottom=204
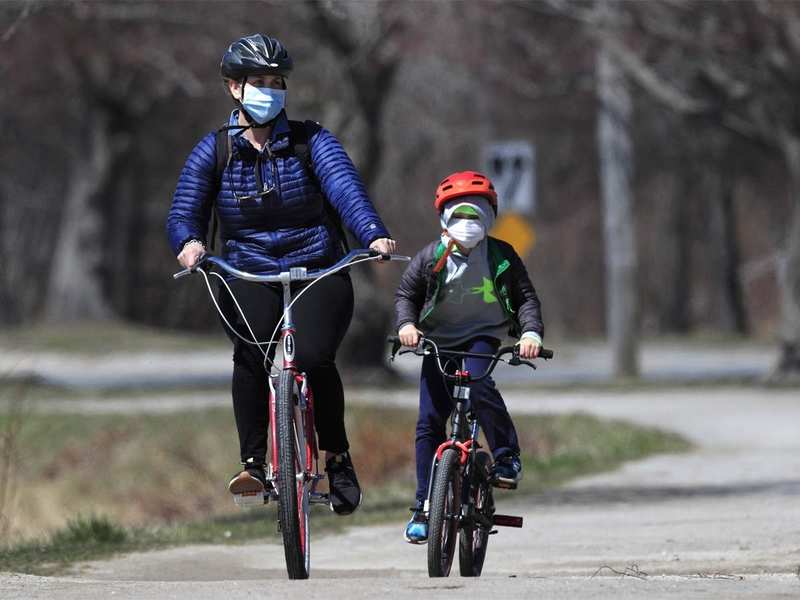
left=388, top=336, right=553, bottom=577
left=175, top=249, right=408, bottom=579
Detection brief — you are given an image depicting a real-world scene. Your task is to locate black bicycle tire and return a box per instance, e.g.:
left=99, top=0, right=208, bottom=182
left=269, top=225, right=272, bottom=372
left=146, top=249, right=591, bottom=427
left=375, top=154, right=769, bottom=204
left=427, top=448, right=462, bottom=577
left=276, top=369, right=309, bottom=580
left=459, top=451, right=493, bottom=576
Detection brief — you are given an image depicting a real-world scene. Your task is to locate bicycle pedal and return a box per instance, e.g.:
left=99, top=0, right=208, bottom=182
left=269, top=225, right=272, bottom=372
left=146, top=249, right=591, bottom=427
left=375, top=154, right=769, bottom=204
left=233, top=490, right=266, bottom=507
left=309, top=492, right=330, bottom=505
left=493, top=514, right=523, bottom=528
left=491, top=479, right=518, bottom=490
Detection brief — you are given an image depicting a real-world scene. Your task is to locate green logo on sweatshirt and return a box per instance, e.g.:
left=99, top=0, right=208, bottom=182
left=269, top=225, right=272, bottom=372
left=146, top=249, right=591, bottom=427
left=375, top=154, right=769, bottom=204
left=470, top=277, right=497, bottom=304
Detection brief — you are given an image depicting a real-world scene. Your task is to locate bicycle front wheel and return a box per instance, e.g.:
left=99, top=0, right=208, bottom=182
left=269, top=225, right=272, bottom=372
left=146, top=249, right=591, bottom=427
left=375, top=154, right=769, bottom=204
left=427, top=447, right=462, bottom=577
left=275, top=369, right=311, bottom=580
left=459, top=451, right=494, bottom=577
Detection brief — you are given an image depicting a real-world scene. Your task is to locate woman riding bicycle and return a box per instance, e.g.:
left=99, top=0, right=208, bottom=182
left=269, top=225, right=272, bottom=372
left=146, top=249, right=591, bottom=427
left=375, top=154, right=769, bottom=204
left=166, top=34, right=395, bottom=516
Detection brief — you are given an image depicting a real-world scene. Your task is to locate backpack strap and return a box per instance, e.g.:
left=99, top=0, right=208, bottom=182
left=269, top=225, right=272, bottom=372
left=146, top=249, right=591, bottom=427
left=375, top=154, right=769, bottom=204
left=209, top=127, right=231, bottom=252
left=288, top=119, right=350, bottom=253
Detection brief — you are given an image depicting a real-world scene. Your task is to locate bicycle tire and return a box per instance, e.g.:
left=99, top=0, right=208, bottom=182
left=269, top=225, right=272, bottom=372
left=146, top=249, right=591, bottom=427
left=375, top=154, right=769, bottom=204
left=427, top=448, right=462, bottom=577
left=275, top=369, right=310, bottom=579
left=459, top=451, right=494, bottom=577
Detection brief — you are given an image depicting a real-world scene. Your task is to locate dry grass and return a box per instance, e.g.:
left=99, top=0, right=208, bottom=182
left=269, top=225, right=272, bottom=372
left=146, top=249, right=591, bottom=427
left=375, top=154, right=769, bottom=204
left=0, top=321, right=225, bottom=355
left=0, top=382, right=26, bottom=540
left=0, top=402, right=688, bottom=551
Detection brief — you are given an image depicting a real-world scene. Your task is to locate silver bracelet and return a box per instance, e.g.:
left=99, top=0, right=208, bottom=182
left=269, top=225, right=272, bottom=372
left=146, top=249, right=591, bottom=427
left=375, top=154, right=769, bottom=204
left=182, top=239, right=206, bottom=251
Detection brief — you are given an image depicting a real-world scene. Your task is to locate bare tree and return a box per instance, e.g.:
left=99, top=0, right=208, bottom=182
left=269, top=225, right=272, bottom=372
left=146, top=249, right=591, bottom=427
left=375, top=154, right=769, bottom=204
left=595, top=3, right=639, bottom=377
left=300, top=1, right=407, bottom=368
left=4, top=2, right=218, bottom=322
left=608, top=0, right=800, bottom=377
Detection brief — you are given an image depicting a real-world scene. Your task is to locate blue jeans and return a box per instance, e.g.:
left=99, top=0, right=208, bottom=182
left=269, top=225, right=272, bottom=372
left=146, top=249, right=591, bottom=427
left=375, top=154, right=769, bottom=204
left=414, top=336, right=520, bottom=505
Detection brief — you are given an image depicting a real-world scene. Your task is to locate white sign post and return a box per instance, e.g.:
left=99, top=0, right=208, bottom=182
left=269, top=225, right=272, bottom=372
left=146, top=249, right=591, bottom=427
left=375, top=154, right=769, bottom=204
left=482, top=141, right=537, bottom=216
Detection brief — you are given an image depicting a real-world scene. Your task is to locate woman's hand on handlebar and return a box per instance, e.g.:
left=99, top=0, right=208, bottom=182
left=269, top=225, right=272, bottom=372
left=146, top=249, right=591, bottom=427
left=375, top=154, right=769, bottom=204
left=517, top=337, right=541, bottom=359
left=398, top=323, right=423, bottom=347
left=177, top=239, right=206, bottom=270
left=369, top=237, right=396, bottom=258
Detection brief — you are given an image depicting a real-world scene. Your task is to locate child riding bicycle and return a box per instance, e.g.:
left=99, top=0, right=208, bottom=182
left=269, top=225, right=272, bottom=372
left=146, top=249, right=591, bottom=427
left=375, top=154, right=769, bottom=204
left=394, top=171, right=544, bottom=544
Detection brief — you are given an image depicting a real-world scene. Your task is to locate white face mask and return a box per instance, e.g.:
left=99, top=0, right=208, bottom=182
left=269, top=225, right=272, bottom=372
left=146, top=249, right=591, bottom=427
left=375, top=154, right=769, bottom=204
left=446, top=218, right=485, bottom=249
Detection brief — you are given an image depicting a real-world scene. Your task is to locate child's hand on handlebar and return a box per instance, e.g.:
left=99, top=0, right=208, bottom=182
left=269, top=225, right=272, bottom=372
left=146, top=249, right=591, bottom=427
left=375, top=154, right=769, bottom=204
left=517, top=338, right=541, bottom=359
left=398, top=323, right=423, bottom=347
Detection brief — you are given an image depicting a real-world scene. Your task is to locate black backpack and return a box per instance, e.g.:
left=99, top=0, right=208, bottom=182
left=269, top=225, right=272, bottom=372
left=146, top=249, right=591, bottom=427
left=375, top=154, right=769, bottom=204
left=208, top=120, right=348, bottom=252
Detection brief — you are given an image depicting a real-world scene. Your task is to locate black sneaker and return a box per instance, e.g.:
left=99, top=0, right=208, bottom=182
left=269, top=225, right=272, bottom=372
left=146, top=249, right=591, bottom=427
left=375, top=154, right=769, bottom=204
left=228, top=463, right=267, bottom=496
left=491, top=453, right=522, bottom=489
left=325, top=452, right=362, bottom=515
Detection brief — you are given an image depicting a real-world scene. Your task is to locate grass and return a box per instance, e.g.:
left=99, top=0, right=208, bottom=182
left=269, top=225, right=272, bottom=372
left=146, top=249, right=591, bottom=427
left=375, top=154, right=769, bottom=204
left=0, top=321, right=226, bottom=355
left=0, top=405, right=689, bottom=575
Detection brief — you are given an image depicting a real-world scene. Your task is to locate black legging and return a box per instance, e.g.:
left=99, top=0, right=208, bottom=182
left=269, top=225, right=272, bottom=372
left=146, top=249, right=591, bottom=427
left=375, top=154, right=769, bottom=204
left=217, top=271, right=354, bottom=463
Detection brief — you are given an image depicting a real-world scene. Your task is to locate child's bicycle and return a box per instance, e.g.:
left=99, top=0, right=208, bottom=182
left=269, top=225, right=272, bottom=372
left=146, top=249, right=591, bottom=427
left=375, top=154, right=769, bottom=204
left=387, top=335, right=553, bottom=578
left=174, top=249, right=409, bottom=579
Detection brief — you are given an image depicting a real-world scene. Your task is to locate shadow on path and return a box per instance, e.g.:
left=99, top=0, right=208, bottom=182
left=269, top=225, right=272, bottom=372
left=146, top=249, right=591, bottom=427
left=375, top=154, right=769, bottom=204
left=527, top=479, right=800, bottom=506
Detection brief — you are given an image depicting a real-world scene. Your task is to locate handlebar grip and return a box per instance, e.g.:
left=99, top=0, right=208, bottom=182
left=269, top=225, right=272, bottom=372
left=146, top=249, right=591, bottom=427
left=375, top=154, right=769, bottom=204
left=370, top=250, right=411, bottom=262
left=386, top=336, right=402, bottom=357
left=172, top=253, right=211, bottom=280
left=368, top=249, right=392, bottom=261
left=539, top=348, right=554, bottom=359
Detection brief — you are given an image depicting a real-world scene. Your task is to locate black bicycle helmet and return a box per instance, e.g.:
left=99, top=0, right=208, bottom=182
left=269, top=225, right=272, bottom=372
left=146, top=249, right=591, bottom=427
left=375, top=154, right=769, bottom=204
left=220, top=34, right=293, bottom=80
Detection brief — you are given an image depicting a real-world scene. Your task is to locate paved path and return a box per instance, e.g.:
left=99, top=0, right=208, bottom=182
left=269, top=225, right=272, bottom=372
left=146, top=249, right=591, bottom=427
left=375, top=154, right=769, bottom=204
left=0, top=341, right=779, bottom=389
left=2, top=386, right=798, bottom=598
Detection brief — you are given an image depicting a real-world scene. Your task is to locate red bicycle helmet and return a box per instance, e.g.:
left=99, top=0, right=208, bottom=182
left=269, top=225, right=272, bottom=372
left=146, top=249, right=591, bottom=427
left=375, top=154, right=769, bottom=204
left=434, top=171, right=498, bottom=213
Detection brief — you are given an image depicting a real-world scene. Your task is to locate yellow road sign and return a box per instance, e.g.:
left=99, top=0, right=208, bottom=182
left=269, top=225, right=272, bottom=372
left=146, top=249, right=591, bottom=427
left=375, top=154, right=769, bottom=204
left=491, top=213, right=536, bottom=258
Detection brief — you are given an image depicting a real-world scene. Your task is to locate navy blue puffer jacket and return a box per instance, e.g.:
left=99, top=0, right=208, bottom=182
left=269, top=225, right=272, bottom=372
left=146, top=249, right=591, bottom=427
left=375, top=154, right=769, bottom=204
left=167, top=110, right=390, bottom=275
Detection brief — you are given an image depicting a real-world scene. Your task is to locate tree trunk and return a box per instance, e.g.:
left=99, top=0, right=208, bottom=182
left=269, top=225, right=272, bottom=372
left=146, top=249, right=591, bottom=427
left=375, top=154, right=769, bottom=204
left=338, top=71, right=398, bottom=370
left=44, top=111, right=114, bottom=322
left=596, top=43, right=640, bottom=377
left=305, top=5, right=401, bottom=371
left=708, top=175, right=748, bottom=334
left=660, top=172, right=692, bottom=332
left=773, top=134, right=800, bottom=378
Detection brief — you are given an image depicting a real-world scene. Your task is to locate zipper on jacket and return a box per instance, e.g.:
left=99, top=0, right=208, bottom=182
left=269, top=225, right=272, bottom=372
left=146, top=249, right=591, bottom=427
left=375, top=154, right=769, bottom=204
left=254, top=153, right=264, bottom=195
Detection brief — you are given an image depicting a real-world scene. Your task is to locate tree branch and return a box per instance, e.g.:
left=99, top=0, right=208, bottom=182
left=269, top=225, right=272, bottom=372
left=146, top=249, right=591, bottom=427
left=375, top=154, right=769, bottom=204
left=602, top=36, right=710, bottom=115
left=306, top=1, right=357, bottom=58
left=1, top=1, right=32, bottom=43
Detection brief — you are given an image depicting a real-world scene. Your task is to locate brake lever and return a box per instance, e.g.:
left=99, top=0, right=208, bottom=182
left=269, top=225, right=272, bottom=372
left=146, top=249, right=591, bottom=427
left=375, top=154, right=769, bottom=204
left=172, top=252, right=209, bottom=279
left=368, top=249, right=392, bottom=262
left=508, top=346, right=537, bottom=369
left=386, top=336, right=402, bottom=361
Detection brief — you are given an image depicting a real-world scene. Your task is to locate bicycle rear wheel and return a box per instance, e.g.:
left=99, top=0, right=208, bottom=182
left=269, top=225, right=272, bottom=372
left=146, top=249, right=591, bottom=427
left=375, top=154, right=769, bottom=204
left=275, top=369, right=311, bottom=579
left=459, top=451, right=494, bottom=577
left=427, top=447, right=462, bottom=577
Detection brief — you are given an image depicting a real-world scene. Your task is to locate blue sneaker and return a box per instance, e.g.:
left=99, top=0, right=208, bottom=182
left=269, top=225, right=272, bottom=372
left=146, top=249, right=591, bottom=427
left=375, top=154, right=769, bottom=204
left=404, top=507, right=428, bottom=544
left=491, top=453, right=522, bottom=489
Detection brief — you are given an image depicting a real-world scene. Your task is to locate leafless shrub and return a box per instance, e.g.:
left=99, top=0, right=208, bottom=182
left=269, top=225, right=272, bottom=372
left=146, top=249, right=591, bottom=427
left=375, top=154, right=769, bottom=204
left=591, top=563, right=649, bottom=580
left=0, top=377, right=28, bottom=542
left=689, top=572, right=744, bottom=581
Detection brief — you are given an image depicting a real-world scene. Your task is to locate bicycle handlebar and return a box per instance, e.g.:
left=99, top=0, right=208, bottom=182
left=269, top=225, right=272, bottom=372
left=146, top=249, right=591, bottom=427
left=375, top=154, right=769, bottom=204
left=173, top=249, right=410, bottom=282
left=386, top=336, right=554, bottom=383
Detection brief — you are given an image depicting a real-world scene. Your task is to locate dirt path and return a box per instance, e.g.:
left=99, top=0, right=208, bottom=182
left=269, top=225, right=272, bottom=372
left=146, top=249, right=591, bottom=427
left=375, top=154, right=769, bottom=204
left=2, top=387, right=799, bottom=598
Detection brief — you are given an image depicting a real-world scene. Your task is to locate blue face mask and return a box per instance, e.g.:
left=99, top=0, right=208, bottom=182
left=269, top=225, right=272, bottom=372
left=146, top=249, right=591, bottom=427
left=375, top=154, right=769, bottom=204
left=241, top=83, right=286, bottom=124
